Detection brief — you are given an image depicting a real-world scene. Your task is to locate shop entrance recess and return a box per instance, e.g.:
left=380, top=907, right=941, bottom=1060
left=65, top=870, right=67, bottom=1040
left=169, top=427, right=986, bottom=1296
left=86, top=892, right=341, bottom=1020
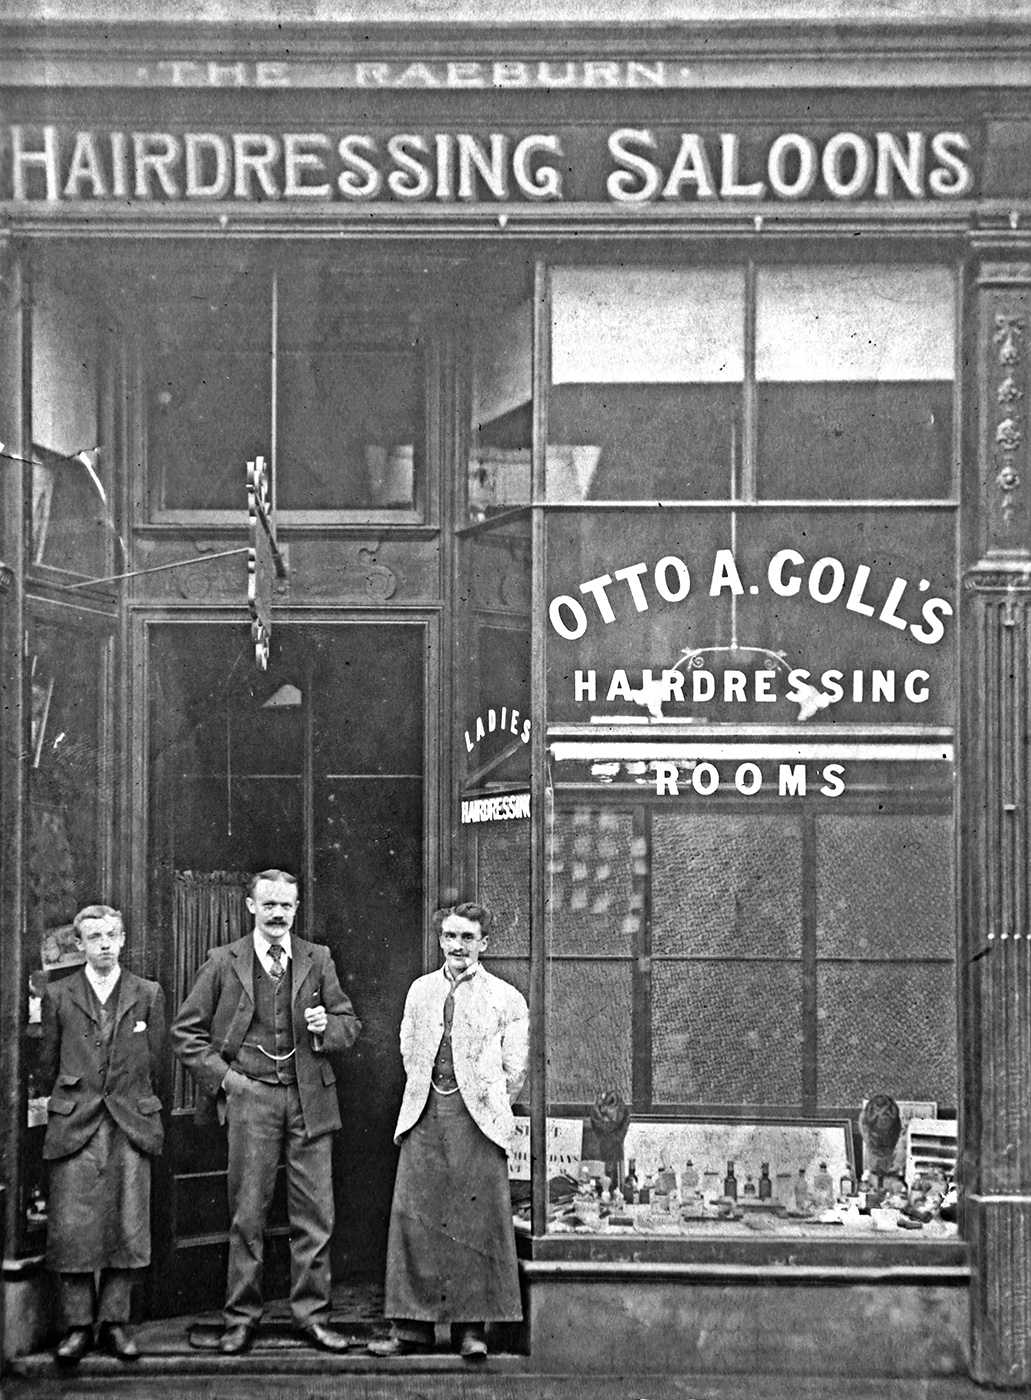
left=146, top=621, right=425, bottom=1317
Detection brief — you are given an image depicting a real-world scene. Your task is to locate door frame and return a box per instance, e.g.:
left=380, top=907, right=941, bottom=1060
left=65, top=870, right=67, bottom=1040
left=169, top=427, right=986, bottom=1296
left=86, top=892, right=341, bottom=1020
left=127, top=605, right=443, bottom=1313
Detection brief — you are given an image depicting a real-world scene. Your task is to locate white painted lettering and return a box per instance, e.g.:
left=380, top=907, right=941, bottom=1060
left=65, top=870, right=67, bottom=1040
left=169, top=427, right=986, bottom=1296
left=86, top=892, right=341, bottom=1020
left=283, top=132, right=331, bottom=197
left=386, top=134, right=432, bottom=199
left=184, top=133, right=231, bottom=198
left=63, top=131, right=107, bottom=198
left=550, top=596, right=588, bottom=639
left=133, top=132, right=181, bottom=198
left=720, top=133, right=766, bottom=198
left=607, top=128, right=661, bottom=203
left=822, top=131, right=873, bottom=199
left=767, top=133, right=818, bottom=199
left=233, top=133, right=281, bottom=199
left=12, top=126, right=60, bottom=201
left=337, top=135, right=381, bottom=198
left=513, top=135, right=563, bottom=200
left=457, top=133, right=509, bottom=199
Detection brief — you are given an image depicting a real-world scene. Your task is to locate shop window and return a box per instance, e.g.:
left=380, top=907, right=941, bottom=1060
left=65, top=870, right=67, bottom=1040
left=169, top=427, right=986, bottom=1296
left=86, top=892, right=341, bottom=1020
left=23, top=611, right=114, bottom=1248
left=30, top=271, right=112, bottom=578
left=546, top=796, right=955, bottom=1121
left=147, top=267, right=272, bottom=513
left=755, top=266, right=954, bottom=500
left=469, top=299, right=533, bottom=519
left=548, top=267, right=745, bottom=502
left=546, top=262, right=955, bottom=503
left=141, top=258, right=427, bottom=523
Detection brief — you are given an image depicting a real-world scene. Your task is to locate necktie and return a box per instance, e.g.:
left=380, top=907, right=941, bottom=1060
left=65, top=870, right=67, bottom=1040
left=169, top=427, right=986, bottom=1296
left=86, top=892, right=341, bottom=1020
left=268, top=943, right=285, bottom=982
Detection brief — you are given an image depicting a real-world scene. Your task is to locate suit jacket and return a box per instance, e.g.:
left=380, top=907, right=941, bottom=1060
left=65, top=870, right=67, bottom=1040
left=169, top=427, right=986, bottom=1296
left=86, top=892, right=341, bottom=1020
left=393, top=965, right=528, bottom=1151
left=40, top=968, right=166, bottom=1162
left=170, top=934, right=361, bottom=1139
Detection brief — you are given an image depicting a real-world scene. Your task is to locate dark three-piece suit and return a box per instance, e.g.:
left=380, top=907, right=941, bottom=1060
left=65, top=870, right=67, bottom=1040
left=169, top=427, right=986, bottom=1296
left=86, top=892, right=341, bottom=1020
left=170, top=934, right=361, bottom=1328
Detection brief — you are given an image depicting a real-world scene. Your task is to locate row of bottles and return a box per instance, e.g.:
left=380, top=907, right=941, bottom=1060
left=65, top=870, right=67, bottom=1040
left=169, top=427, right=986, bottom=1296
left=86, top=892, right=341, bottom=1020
left=620, top=1157, right=854, bottom=1212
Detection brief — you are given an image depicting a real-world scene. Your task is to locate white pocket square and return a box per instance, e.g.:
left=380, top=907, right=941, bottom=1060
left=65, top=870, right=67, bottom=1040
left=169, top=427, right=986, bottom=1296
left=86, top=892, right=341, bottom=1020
left=133, top=1020, right=147, bottom=1033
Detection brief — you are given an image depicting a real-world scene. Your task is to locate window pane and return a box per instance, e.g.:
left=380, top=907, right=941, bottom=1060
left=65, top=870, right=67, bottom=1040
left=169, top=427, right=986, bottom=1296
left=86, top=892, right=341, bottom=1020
left=553, top=268, right=745, bottom=384
left=476, top=824, right=530, bottom=958
left=147, top=268, right=271, bottom=512
left=652, top=814, right=802, bottom=958
left=817, top=964, right=957, bottom=1109
left=548, top=267, right=744, bottom=502
left=28, top=620, right=108, bottom=947
left=653, top=962, right=803, bottom=1106
left=277, top=267, right=420, bottom=512
left=470, top=300, right=532, bottom=519
left=817, top=814, right=954, bottom=959
left=756, top=265, right=954, bottom=500
left=31, top=273, right=110, bottom=576
left=278, top=346, right=419, bottom=511
left=548, top=809, right=636, bottom=955
left=547, top=962, right=633, bottom=1103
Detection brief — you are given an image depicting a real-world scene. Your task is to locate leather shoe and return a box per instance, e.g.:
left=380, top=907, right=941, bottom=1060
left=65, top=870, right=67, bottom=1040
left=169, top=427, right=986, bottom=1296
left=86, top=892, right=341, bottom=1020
left=219, top=1323, right=256, bottom=1354
left=458, top=1332, right=488, bottom=1360
left=298, top=1321, right=357, bottom=1352
left=55, top=1327, right=93, bottom=1364
left=366, top=1335, right=433, bottom=1356
left=97, top=1323, right=139, bottom=1360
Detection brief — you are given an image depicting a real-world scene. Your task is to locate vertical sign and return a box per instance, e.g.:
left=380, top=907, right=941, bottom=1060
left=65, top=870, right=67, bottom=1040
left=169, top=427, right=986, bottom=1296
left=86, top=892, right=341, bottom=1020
left=246, top=456, right=286, bottom=670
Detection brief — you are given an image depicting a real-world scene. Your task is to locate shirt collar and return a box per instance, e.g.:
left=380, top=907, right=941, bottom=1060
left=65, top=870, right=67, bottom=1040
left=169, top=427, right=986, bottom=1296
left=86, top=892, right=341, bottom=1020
left=442, top=962, right=480, bottom=988
left=84, top=963, right=121, bottom=1001
left=254, top=930, right=292, bottom=962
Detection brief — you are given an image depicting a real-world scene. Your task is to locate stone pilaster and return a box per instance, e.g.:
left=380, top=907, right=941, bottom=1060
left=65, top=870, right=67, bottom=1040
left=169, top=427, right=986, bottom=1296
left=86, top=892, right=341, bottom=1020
left=966, top=256, right=1031, bottom=1386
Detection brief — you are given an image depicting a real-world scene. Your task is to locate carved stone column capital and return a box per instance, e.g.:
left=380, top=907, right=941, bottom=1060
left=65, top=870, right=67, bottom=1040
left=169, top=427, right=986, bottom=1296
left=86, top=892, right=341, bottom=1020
left=976, top=257, right=1031, bottom=560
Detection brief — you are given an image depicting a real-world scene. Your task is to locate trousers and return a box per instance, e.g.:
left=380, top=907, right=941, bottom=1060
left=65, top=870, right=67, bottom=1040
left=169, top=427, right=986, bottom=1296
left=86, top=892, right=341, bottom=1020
left=224, top=1075, right=334, bottom=1328
left=60, top=1269, right=136, bottom=1326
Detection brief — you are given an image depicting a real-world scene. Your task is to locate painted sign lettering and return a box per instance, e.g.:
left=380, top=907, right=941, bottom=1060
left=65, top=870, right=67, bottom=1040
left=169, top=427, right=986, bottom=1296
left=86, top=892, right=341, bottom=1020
left=3, top=125, right=974, bottom=204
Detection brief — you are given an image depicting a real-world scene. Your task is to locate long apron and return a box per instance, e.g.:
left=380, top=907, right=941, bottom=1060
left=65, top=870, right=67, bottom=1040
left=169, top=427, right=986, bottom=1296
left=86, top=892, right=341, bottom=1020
left=384, top=1088, right=522, bottom=1323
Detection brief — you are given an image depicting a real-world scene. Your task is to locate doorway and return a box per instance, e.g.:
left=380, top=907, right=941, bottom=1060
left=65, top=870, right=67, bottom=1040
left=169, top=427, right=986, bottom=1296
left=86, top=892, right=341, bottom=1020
left=146, top=621, right=426, bottom=1316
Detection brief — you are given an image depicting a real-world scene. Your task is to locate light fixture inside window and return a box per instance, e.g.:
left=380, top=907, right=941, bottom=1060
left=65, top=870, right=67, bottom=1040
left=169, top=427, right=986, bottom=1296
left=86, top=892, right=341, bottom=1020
left=262, top=683, right=302, bottom=709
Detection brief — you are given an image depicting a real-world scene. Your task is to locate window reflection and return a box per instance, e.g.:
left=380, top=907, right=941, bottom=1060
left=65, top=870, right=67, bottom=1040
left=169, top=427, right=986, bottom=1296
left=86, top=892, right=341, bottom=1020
left=755, top=266, right=955, bottom=499
left=31, top=273, right=110, bottom=577
left=548, top=267, right=745, bottom=503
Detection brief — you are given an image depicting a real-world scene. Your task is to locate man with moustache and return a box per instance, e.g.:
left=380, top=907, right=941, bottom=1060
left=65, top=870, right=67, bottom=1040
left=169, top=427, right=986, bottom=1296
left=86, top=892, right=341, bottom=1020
left=171, top=869, right=361, bottom=1354
left=41, top=905, right=166, bottom=1364
left=369, top=902, right=528, bottom=1360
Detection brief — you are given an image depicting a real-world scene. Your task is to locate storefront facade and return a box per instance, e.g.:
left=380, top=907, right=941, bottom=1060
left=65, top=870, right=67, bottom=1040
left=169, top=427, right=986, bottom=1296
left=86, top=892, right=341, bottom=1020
left=1, top=0, right=1030, bottom=1383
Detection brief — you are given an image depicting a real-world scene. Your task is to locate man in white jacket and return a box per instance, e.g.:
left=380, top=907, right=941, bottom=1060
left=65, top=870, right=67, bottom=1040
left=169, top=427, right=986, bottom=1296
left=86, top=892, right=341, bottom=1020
left=369, top=902, right=528, bottom=1360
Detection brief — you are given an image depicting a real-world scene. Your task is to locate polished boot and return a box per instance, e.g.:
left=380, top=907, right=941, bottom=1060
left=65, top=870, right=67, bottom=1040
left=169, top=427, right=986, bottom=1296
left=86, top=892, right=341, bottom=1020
left=55, top=1327, right=93, bottom=1364
left=219, top=1323, right=256, bottom=1354
left=97, top=1322, right=140, bottom=1360
left=297, top=1320, right=358, bottom=1351
left=367, top=1333, right=434, bottom=1356
left=454, top=1324, right=488, bottom=1360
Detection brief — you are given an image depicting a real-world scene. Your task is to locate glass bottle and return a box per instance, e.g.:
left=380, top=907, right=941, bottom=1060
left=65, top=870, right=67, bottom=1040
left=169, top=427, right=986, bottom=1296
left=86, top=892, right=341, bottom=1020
left=793, top=1167, right=810, bottom=1213
left=812, top=1161, right=834, bottom=1212
left=758, top=1162, right=773, bottom=1201
left=723, top=1160, right=738, bottom=1200
left=682, top=1159, right=700, bottom=1196
left=743, top=1175, right=757, bottom=1199
left=839, top=1168, right=856, bottom=1199
left=623, top=1159, right=639, bottom=1205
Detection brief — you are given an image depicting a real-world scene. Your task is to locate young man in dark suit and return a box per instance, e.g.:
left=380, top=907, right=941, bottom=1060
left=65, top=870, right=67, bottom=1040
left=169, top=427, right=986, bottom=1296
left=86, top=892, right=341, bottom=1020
left=171, top=869, right=361, bottom=1354
left=41, top=904, right=166, bottom=1364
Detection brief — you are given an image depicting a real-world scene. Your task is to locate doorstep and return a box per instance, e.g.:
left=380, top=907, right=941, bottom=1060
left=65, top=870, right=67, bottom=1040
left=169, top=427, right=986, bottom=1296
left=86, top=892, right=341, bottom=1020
left=8, top=1315, right=532, bottom=1379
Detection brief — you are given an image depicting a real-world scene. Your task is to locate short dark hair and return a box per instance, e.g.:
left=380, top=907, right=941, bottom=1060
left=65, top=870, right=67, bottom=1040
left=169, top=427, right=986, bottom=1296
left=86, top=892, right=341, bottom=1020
left=432, top=901, right=493, bottom=936
left=248, top=869, right=299, bottom=899
left=73, top=904, right=123, bottom=936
